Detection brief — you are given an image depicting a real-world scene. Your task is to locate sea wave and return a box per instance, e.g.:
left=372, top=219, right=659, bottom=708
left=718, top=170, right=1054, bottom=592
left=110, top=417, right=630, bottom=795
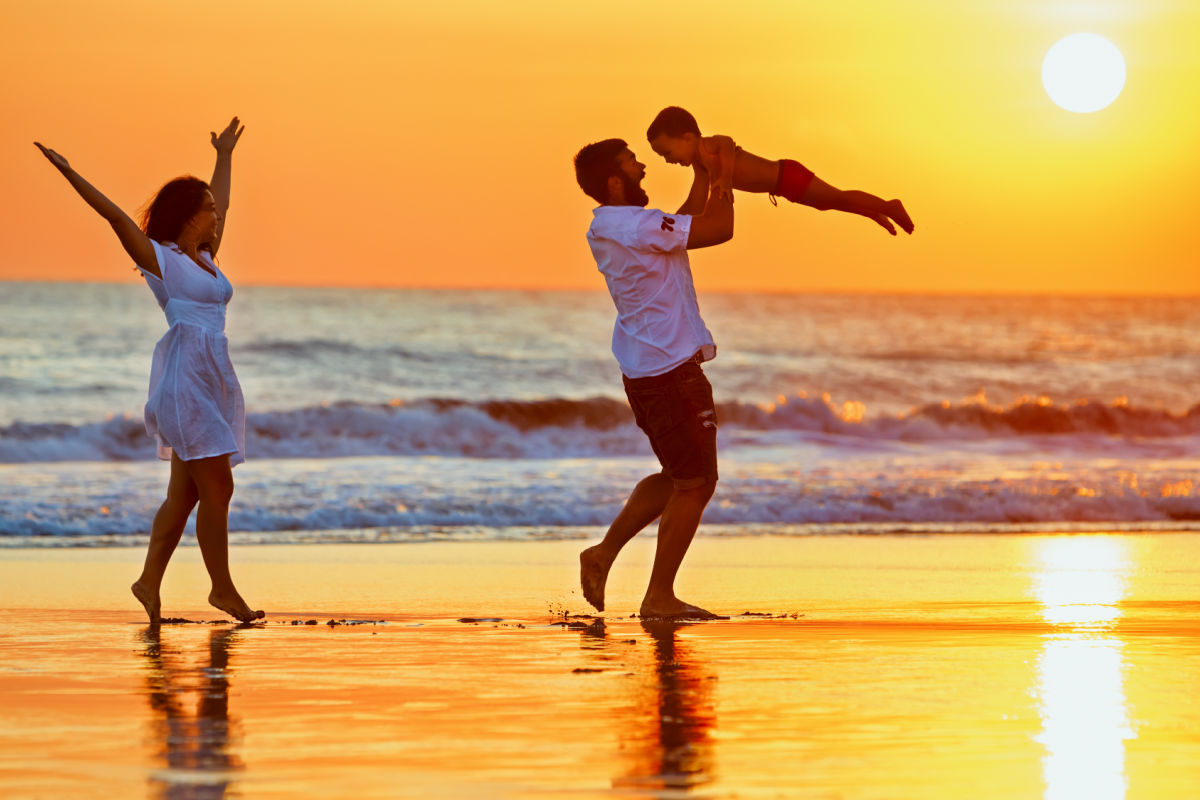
left=6, top=465, right=1200, bottom=540
left=238, top=338, right=433, bottom=362
left=2, top=394, right=1199, bottom=463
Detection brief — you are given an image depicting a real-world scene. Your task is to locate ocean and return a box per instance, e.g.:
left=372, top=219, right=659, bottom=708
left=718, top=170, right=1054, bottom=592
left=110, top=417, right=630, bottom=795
left=3, top=282, right=1200, bottom=545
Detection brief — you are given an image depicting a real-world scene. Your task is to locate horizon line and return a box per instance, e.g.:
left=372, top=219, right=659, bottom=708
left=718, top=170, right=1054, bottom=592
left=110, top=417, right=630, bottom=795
left=4, top=277, right=1200, bottom=301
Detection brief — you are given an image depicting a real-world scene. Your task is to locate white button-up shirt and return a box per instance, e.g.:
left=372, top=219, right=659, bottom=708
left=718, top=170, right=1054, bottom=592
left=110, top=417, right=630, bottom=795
left=587, top=206, right=717, bottom=379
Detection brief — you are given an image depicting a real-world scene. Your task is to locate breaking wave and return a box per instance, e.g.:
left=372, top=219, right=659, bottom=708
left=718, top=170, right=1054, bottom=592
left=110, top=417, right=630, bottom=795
left=3, top=393, right=1199, bottom=463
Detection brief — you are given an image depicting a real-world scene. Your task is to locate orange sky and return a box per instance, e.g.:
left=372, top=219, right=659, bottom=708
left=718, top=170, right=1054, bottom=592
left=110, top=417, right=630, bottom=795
left=3, top=0, right=1198, bottom=293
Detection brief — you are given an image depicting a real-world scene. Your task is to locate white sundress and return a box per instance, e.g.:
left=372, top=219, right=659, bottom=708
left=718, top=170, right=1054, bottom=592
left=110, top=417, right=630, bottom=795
left=137, top=240, right=246, bottom=466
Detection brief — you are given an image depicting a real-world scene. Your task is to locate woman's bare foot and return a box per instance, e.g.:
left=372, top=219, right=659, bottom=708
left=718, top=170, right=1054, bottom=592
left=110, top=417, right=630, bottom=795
left=580, top=546, right=613, bottom=612
left=208, top=590, right=264, bottom=623
left=887, top=199, right=914, bottom=234
left=638, top=597, right=722, bottom=621
left=131, top=581, right=161, bottom=625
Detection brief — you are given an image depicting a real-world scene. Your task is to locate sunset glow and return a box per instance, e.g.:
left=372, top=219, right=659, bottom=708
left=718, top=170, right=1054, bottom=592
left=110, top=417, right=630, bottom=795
left=1042, top=34, right=1127, bottom=113
left=3, top=1, right=1199, bottom=293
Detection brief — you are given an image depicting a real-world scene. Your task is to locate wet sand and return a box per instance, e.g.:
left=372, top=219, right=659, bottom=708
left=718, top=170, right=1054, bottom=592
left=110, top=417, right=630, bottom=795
left=1, top=533, right=1199, bottom=799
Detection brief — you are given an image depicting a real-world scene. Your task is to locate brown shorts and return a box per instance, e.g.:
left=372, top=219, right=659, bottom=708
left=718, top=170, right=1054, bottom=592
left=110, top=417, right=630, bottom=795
left=622, top=359, right=718, bottom=489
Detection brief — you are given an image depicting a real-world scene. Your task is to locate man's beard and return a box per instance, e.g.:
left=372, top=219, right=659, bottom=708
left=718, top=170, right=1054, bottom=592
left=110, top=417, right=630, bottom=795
left=620, top=172, right=649, bottom=207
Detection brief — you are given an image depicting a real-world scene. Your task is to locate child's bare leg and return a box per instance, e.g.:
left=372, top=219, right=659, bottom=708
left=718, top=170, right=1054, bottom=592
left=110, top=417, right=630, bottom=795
left=866, top=213, right=897, bottom=235
left=840, top=190, right=914, bottom=234
left=133, top=454, right=199, bottom=624
left=800, top=179, right=913, bottom=234
left=185, top=455, right=264, bottom=623
left=885, top=199, right=914, bottom=234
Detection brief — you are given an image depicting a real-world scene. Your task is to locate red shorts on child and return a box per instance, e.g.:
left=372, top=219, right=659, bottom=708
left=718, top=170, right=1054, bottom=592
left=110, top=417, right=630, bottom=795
left=771, top=159, right=815, bottom=204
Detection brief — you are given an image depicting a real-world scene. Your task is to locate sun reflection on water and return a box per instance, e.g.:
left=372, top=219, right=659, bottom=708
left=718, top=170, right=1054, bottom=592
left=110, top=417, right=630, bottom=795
left=1032, top=536, right=1135, bottom=800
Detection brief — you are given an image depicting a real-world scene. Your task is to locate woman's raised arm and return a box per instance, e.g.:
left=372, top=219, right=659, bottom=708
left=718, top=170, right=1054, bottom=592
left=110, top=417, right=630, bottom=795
left=207, top=117, right=243, bottom=256
left=34, top=142, right=159, bottom=278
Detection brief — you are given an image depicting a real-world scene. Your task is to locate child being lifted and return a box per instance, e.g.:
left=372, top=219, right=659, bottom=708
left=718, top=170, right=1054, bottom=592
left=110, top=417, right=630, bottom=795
left=647, top=106, right=914, bottom=235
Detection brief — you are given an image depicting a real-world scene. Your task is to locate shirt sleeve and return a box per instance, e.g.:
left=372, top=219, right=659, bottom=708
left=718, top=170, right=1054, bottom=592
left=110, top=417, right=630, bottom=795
left=137, top=240, right=169, bottom=283
left=631, top=208, right=692, bottom=254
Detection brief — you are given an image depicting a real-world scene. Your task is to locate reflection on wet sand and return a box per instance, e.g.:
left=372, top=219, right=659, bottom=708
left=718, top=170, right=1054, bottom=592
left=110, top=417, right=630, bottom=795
left=1032, top=537, right=1135, bottom=800
left=580, top=618, right=718, bottom=795
left=138, top=626, right=244, bottom=799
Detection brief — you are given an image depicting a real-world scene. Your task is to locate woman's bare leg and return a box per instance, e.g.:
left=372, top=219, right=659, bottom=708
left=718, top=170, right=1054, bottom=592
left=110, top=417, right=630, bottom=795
left=185, top=455, right=264, bottom=623
left=132, top=454, right=199, bottom=624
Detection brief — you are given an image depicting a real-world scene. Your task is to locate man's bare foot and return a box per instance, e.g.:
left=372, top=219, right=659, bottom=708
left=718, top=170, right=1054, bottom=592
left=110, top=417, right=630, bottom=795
left=887, top=199, right=914, bottom=234
left=208, top=590, right=265, bottom=623
left=638, top=598, right=723, bottom=621
left=580, top=546, right=612, bottom=612
left=131, top=581, right=161, bottom=625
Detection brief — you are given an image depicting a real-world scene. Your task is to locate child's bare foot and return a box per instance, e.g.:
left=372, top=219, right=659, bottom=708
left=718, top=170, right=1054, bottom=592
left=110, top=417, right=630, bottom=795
left=887, top=199, right=914, bottom=234
left=131, top=581, right=161, bottom=625
left=208, top=590, right=264, bottom=623
left=638, top=597, right=722, bottom=621
left=580, top=546, right=612, bottom=612
left=870, top=213, right=897, bottom=235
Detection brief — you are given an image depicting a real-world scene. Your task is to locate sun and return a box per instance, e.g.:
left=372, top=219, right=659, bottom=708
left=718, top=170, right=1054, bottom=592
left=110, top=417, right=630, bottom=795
left=1042, top=33, right=1126, bottom=113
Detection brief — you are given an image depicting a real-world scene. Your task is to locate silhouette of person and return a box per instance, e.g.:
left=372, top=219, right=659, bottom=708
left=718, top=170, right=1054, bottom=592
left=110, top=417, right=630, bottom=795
left=574, top=138, right=733, bottom=620
left=647, top=105, right=914, bottom=235
left=139, top=626, right=243, bottom=799
left=35, top=119, right=263, bottom=624
left=576, top=618, right=718, bottom=792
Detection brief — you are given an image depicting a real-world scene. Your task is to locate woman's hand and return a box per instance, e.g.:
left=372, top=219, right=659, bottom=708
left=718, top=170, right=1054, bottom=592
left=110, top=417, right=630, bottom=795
left=210, top=117, right=244, bottom=154
left=34, top=142, right=71, bottom=172
left=33, top=141, right=159, bottom=275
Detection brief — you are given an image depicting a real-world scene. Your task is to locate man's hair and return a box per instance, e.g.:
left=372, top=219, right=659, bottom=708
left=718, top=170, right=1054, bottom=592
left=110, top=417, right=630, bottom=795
left=574, top=138, right=627, bottom=204
left=646, top=106, right=701, bottom=141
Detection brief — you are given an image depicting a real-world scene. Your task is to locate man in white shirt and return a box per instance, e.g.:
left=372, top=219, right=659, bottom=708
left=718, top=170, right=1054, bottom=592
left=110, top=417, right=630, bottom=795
left=574, top=137, right=734, bottom=620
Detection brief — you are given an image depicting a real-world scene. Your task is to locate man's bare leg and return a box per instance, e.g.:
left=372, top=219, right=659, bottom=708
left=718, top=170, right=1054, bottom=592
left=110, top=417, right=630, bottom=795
left=132, top=454, right=199, bottom=625
left=580, top=472, right=674, bottom=611
left=187, top=455, right=265, bottom=623
left=639, top=479, right=718, bottom=619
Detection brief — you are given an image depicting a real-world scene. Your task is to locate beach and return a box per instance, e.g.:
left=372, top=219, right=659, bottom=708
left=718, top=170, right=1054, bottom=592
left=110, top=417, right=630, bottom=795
left=4, top=287, right=1200, bottom=797
left=2, top=533, right=1198, bottom=799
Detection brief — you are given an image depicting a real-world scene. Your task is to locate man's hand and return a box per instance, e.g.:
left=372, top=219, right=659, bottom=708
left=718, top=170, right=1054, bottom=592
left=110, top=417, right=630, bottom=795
left=714, top=176, right=734, bottom=204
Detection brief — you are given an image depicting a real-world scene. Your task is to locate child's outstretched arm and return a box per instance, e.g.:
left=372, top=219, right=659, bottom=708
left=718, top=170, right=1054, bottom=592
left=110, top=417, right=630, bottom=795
left=34, top=143, right=159, bottom=276
left=800, top=176, right=914, bottom=235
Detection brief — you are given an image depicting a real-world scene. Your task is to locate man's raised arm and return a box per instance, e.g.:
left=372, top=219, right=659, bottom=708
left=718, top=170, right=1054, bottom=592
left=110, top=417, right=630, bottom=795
left=686, top=182, right=733, bottom=250
left=676, top=162, right=710, bottom=215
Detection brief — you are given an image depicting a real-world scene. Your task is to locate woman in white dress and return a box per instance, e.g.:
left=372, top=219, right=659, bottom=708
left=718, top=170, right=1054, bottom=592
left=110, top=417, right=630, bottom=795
left=36, top=118, right=264, bottom=625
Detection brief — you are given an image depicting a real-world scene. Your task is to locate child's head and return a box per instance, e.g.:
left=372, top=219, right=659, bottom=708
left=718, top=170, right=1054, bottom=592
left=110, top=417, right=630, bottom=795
left=647, top=106, right=702, bottom=166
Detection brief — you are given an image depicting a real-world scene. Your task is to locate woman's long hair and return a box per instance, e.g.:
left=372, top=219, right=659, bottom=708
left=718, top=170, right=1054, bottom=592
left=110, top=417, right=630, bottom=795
left=140, top=176, right=212, bottom=250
